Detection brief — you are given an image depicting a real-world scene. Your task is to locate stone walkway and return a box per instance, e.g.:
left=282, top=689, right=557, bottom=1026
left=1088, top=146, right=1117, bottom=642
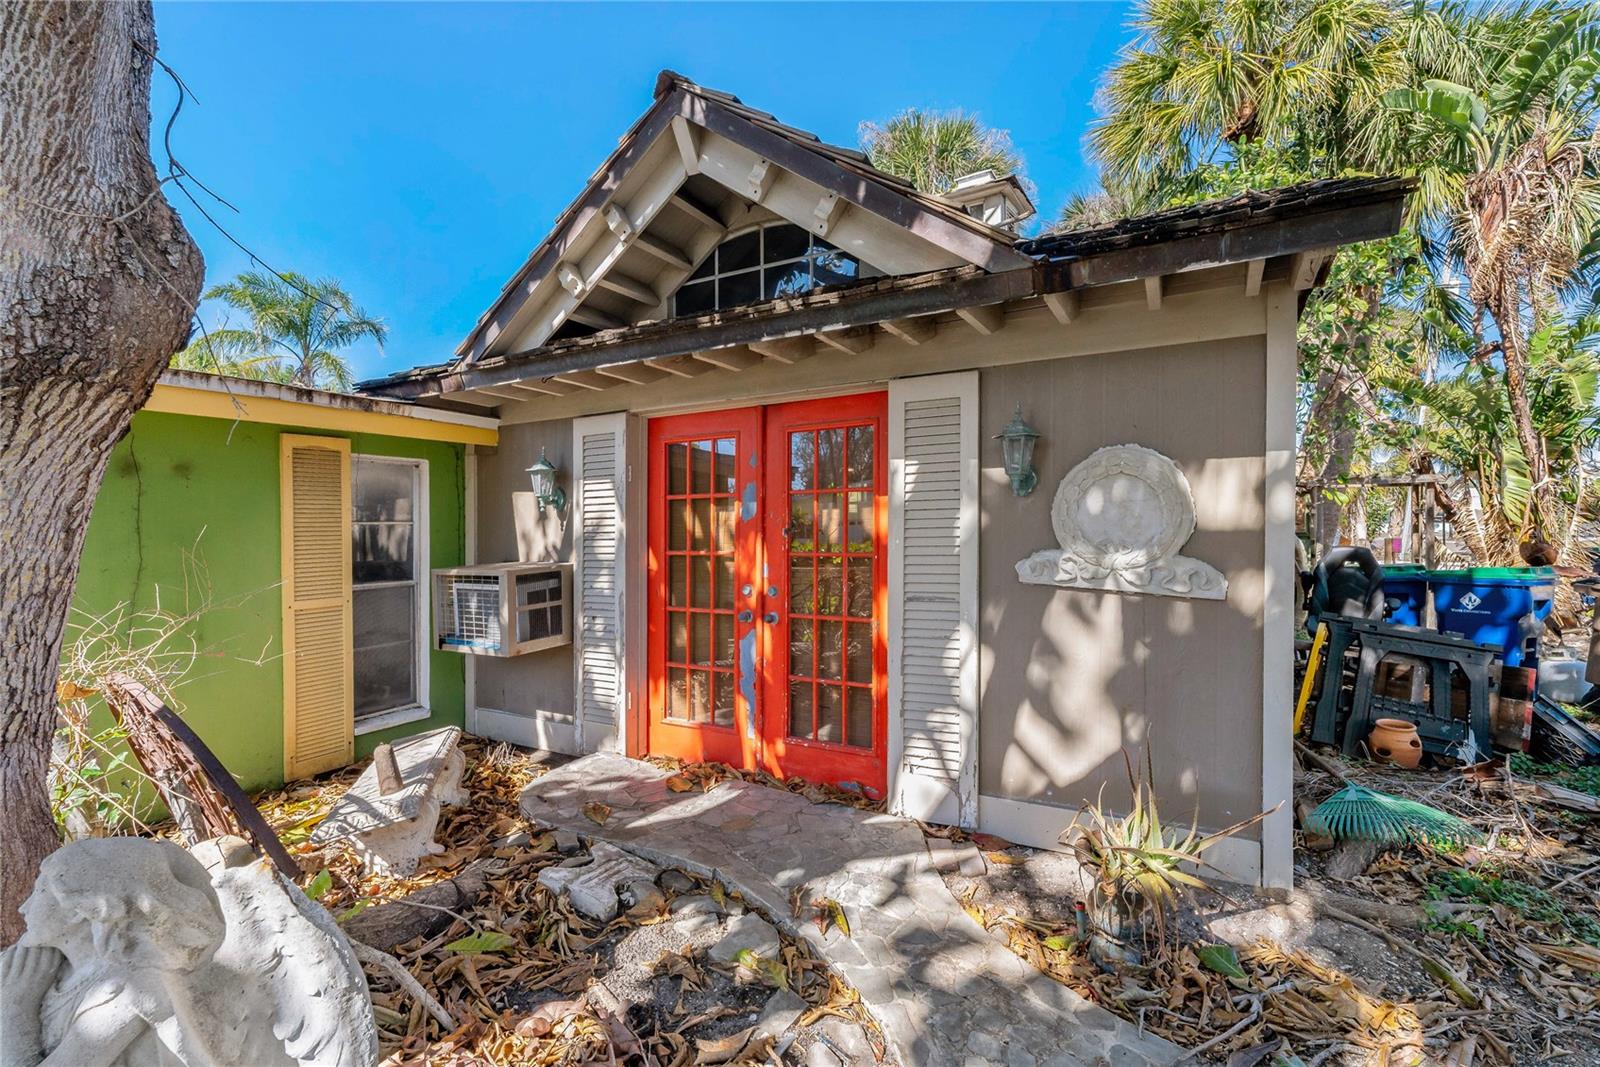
left=520, top=754, right=1183, bottom=1067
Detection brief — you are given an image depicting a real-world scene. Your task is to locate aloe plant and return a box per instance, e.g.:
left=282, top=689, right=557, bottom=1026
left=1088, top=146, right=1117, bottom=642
left=1062, top=750, right=1276, bottom=944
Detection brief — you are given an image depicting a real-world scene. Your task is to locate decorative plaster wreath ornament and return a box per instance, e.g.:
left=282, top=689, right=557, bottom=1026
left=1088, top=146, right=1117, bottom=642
left=1015, top=444, right=1228, bottom=600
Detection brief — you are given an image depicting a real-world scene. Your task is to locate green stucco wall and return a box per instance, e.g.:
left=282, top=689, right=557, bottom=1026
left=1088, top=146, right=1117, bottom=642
left=73, top=410, right=467, bottom=795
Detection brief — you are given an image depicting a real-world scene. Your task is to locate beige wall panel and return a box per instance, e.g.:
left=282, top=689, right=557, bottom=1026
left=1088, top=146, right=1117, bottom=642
left=474, top=418, right=577, bottom=723
left=976, top=337, right=1268, bottom=834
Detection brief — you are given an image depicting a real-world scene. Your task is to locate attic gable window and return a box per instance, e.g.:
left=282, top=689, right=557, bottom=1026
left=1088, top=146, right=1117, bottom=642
left=673, top=223, right=859, bottom=316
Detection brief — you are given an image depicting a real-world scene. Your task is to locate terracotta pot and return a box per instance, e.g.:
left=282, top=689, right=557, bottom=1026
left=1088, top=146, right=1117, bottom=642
left=1368, top=718, right=1423, bottom=768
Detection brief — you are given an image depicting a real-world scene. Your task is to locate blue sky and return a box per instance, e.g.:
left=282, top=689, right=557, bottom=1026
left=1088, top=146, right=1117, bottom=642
left=151, top=2, right=1137, bottom=382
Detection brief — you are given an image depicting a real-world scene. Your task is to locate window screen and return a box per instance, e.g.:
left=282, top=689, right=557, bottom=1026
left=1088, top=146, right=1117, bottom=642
left=352, top=456, right=422, bottom=719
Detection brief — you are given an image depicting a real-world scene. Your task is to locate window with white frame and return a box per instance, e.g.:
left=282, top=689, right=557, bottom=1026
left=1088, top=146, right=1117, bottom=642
left=351, top=455, right=427, bottom=722
left=673, top=223, right=861, bottom=316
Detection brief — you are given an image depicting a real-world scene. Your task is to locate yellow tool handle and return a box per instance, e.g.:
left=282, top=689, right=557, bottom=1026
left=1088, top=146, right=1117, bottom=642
left=1294, top=622, right=1328, bottom=735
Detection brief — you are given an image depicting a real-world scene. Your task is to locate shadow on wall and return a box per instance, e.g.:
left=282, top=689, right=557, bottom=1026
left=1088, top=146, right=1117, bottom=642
left=973, top=341, right=1269, bottom=834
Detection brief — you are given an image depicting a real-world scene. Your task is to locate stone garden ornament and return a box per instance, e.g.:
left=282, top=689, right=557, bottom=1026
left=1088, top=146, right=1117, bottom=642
left=0, top=835, right=377, bottom=1067
left=1016, top=443, right=1227, bottom=600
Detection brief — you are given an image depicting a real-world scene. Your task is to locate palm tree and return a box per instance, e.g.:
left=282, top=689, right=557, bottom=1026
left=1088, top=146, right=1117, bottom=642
left=859, top=109, right=1025, bottom=194
left=172, top=271, right=386, bottom=392
left=1385, top=8, right=1600, bottom=533
left=1086, top=0, right=1523, bottom=210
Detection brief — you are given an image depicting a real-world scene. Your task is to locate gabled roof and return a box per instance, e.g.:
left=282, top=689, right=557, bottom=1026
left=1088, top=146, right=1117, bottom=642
left=455, top=71, right=1034, bottom=365
left=360, top=175, right=1414, bottom=404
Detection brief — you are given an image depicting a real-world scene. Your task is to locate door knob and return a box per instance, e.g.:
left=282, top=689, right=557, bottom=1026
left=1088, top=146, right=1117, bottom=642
left=764, top=612, right=780, bottom=624
left=738, top=610, right=754, bottom=623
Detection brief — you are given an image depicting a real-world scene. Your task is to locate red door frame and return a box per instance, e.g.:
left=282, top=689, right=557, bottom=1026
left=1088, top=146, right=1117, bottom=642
left=759, top=393, right=888, bottom=793
left=641, top=393, right=888, bottom=794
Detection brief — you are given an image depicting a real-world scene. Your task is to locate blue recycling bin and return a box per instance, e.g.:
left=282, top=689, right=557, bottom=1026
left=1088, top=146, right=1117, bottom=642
left=1428, top=567, right=1556, bottom=669
left=1381, top=565, right=1430, bottom=627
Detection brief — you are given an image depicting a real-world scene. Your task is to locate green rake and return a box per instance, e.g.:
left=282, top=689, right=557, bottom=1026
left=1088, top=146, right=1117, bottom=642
left=1305, top=783, right=1483, bottom=849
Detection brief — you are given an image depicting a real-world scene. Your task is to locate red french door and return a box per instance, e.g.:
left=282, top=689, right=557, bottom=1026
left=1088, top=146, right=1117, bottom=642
left=645, top=393, right=888, bottom=794
left=647, top=408, right=763, bottom=770
left=759, top=395, right=887, bottom=792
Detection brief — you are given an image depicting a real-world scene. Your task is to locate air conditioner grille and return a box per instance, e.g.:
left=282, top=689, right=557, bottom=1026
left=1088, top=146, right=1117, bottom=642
left=443, top=574, right=501, bottom=651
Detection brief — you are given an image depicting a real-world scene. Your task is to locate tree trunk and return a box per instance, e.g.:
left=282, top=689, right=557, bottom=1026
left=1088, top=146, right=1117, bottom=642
left=0, top=2, right=203, bottom=945
left=1494, top=299, right=1552, bottom=538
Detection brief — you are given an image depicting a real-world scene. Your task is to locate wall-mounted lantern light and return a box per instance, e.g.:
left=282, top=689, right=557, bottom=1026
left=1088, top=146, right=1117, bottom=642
left=994, top=404, right=1040, bottom=497
left=525, top=449, right=567, bottom=512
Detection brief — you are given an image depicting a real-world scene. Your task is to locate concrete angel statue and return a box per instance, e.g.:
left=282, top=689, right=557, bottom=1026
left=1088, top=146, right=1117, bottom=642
left=0, top=835, right=376, bottom=1067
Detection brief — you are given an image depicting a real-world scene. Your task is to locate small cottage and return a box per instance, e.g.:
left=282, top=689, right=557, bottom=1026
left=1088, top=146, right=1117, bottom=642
left=74, top=370, right=495, bottom=791
left=355, top=72, right=1412, bottom=887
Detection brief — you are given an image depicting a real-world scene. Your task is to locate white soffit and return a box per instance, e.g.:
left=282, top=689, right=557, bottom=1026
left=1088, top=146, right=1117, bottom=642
left=482, top=124, right=971, bottom=361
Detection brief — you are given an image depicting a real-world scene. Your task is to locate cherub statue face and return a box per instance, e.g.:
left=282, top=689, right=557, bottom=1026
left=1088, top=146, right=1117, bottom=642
left=19, top=838, right=226, bottom=973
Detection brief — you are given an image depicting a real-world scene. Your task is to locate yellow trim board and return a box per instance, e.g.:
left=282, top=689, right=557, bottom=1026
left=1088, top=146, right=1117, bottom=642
left=146, top=382, right=498, bottom=446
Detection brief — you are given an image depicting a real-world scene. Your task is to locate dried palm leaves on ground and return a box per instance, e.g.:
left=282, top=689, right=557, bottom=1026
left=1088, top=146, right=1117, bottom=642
left=646, top=756, right=886, bottom=812
left=945, top=749, right=1600, bottom=1065
left=243, top=742, right=880, bottom=1066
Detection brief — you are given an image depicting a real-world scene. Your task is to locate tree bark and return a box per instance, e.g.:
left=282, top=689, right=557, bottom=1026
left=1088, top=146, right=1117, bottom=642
left=1492, top=297, right=1553, bottom=538
left=0, top=2, right=203, bottom=945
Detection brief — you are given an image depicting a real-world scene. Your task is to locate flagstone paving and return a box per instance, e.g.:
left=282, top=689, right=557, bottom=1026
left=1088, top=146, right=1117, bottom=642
left=520, top=753, right=1184, bottom=1067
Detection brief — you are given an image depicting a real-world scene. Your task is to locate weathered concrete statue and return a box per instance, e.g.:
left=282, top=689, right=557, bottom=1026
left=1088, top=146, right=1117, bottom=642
left=0, top=836, right=376, bottom=1067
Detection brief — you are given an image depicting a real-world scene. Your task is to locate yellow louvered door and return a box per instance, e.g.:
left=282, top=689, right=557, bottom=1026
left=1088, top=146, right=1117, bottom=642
left=280, top=434, right=354, bottom=779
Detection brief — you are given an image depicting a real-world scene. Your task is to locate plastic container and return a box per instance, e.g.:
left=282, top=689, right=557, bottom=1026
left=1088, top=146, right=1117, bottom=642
left=1535, top=656, right=1588, bottom=704
left=1381, top=564, right=1431, bottom=627
left=1428, top=567, right=1556, bottom=669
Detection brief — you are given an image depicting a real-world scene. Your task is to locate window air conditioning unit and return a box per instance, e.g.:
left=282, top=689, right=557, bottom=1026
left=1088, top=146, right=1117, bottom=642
left=432, top=562, right=572, bottom=656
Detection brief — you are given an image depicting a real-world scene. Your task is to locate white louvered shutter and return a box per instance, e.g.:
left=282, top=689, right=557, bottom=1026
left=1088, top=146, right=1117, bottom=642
left=572, top=414, right=627, bottom=753
left=888, top=372, right=979, bottom=827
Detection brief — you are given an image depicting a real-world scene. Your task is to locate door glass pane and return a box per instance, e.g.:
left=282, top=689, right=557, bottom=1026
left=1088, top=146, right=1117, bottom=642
left=690, top=499, right=712, bottom=549
left=789, top=495, right=814, bottom=547
left=816, top=556, right=843, bottom=615
left=817, top=686, right=843, bottom=743
left=847, top=426, right=873, bottom=487
left=715, top=438, right=736, bottom=492
left=668, top=500, right=687, bottom=551
left=691, top=556, right=711, bottom=608
left=789, top=558, right=814, bottom=614
left=789, top=618, right=814, bottom=677
left=846, top=688, right=872, bottom=749
left=689, top=671, right=711, bottom=723
left=690, top=440, right=714, bottom=493
left=788, top=682, right=814, bottom=739
left=669, top=669, right=689, bottom=720
left=846, top=623, right=872, bottom=683
left=691, top=613, right=711, bottom=666
left=714, top=499, right=737, bottom=552
left=816, top=494, right=843, bottom=549
left=668, top=443, right=689, bottom=494
left=817, top=429, right=845, bottom=488
left=846, top=560, right=873, bottom=618
left=714, top=673, right=734, bottom=727
left=669, top=557, right=687, bottom=607
left=790, top=432, right=815, bottom=490
left=818, top=619, right=842, bottom=678
left=847, top=493, right=873, bottom=550
left=668, top=612, right=686, bottom=663
left=715, top=614, right=734, bottom=667
left=715, top=557, right=735, bottom=610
